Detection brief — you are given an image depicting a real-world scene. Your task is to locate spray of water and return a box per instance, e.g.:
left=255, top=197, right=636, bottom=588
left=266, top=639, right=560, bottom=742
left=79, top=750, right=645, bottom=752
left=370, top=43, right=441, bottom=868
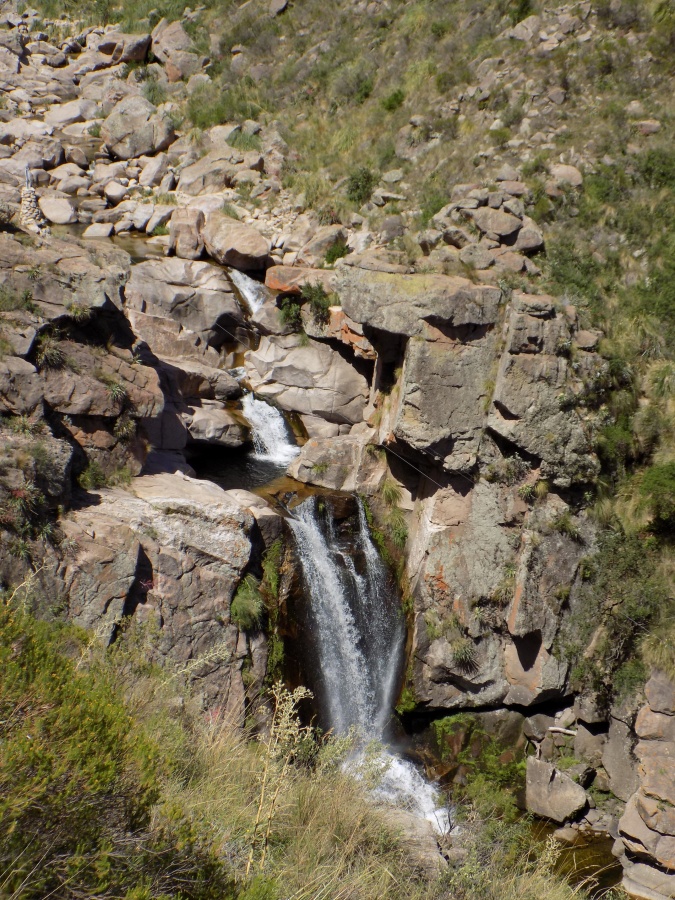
left=288, top=496, right=450, bottom=833
left=241, top=394, right=299, bottom=466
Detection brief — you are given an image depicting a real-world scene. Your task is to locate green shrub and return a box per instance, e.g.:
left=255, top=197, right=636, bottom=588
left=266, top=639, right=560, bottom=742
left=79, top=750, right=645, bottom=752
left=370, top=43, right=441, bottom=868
left=381, top=88, right=405, bottom=111
left=279, top=297, right=302, bottom=330
left=186, top=82, right=261, bottom=129
left=0, top=285, right=36, bottom=313
left=637, top=147, right=675, bottom=189
left=325, top=240, right=349, bottom=265
left=79, top=460, right=107, bottom=491
left=346, top=167, right=377, bottom=205
left=227, top=130, right=263, bottom=152
left=301, top=282, right=333, bottom=324
left=88, top=122, right=102, bottom=138
left=0, top=602, right=236, bottom=900
left=142, top=77, right=167, bottom=106
left=35, top=335, right=65, bottom=369
left=639, top=461, right=675, bottom=527
left=230, top=575, right=264, bottom=631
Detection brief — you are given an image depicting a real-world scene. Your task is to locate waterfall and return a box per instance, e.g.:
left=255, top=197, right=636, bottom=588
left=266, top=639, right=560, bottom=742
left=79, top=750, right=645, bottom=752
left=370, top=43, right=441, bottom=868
left=288, top=496, right=450, bottom=833
left=228, top=268, right=270, bottom=314
left=241, top=394, right=299, bottom=466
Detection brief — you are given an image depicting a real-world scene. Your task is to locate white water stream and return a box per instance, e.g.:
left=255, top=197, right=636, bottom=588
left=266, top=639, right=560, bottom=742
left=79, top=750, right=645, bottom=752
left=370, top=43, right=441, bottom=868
left=241, top=393, right=299, bottom=466
left=228, top=268, right=271, bottom=314
left=288, top=497, right=450, bottom=834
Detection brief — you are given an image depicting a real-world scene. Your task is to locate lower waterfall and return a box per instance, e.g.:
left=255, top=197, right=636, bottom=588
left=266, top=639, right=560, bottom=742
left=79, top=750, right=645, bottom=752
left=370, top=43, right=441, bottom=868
left=241, top=393, right=299, bottom=466
left=288, top=496, right=450, bottom=833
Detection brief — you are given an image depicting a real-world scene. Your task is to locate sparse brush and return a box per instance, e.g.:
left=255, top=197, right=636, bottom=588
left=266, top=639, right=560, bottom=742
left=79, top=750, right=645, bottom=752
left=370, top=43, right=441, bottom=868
left=79, top=460, right=107, bottom=491
left=113, top=414, right=136, bottom=443
left=451, top=636, right=478, bottom=672
left=35, top=335, right=65, bottom=370
left=551, top=511, right=583, bottom=543
left=642, top=622, right=675, bottom=681
left=380, top=477, right=402, bottom=506
left=227, top=130, right=263, bottom=152
left=65, top=301, right=92, bottom=323
left=518, top=483, right=536, bottom=502
left=279, top=297, right=302, bottom=331
left=98, top=373, right=128, bottom=405
left=535, top=479, right=549, bottom=500
left=388, top=507, right=408, bottom=550
left=301, top=281, right=334, bottom=324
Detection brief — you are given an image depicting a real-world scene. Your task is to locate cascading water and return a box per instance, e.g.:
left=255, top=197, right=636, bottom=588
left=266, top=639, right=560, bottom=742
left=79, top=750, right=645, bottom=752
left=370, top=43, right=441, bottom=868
left=288, top=496, right=450, bottom=833
left=228, top=268, right=271, bottom=314
left=241, top=393, right=299, bottom=466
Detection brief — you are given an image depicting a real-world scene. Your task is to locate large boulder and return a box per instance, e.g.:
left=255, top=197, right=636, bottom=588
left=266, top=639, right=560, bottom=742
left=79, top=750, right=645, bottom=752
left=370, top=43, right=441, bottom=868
left=487, top=293, right=600, bottom=486
left=101, top=95, right=175, bottom=160
left=124, top=257, right=244, bottom=352
left=526, top=758, right=588, bottom=823
left=202, top=211, right=269, bottom=270
left=169, top=207, right=204, bottom=260
left=245, top=334, right=369, bottom=425
left=337, top=268, right=500, bottom=338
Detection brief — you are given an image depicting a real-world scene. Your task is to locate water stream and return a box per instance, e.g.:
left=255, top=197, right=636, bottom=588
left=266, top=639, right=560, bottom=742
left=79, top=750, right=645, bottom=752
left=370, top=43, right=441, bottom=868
left=228, top=268, right=271, bottom=314
left=241, top=393, right=300, bottom=466
left=288, top=496, right=451, bottom=833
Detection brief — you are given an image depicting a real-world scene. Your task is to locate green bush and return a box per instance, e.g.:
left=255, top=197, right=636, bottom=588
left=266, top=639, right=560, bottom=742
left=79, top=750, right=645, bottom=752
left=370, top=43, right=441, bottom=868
left=230, top=575, right=264, bottom=631
left=301, top=282, right=333, bottom=323
left=79, top=460, right=107, bottom=491
left=0, top=602, right=236, bottom=900
left=186, top=83, right=261, bottom=129
left=381, top=88, right=405, bottom=111
left=279, top=297, right=302, bottom=330
left=637, top=147, right=675, bottom=189
left=346, top=167, right=377, bottom=205
left=142, top=77, right=167, bottom=106
left=639, top=461, right=675, bottom=527
left=325, top=240, right=349, bottom=265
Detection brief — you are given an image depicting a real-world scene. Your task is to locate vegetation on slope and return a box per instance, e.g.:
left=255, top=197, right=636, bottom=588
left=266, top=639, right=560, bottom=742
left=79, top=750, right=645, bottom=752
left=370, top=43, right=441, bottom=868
left=0, top=583, right=602, bottom=900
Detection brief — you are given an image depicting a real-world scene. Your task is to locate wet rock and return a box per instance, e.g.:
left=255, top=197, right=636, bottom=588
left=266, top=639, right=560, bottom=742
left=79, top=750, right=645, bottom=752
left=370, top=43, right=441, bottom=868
left=183, top=403, right=248, bottom=447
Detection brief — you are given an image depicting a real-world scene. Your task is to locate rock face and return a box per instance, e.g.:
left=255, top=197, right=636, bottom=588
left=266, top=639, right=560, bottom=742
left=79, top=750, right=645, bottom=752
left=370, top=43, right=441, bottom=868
left=124, top=257, right=244, bottom=355
left=618, top=672, right=675, bottom=899
left=55, top=473, right=256, bottom=718
left=526, top=758, right=588, bottom=823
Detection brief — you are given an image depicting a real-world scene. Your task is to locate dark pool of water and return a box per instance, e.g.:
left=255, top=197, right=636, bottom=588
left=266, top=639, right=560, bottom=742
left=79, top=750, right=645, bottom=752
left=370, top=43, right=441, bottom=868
left=187, top=445, right=288, bottom=493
